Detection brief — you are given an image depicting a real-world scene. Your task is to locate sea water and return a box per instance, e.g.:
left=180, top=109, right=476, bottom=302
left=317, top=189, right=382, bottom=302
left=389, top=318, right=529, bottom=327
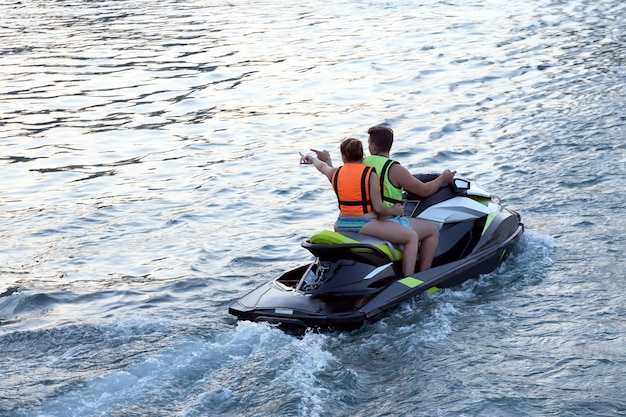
left=1, top=0, right=625, bottom=416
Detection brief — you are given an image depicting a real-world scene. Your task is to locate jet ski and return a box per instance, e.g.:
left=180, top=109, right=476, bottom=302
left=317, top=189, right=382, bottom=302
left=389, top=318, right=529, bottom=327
left=229, top=174, right=524, bottom=332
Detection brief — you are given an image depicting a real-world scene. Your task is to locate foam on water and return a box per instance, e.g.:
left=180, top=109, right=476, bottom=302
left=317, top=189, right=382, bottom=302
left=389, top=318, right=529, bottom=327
left=11, top=320, right=335, bottom=417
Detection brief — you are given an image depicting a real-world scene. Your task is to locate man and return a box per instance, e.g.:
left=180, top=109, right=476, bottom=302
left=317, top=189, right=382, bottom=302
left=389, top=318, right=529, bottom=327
left=311, top=125, right=456, bottom=271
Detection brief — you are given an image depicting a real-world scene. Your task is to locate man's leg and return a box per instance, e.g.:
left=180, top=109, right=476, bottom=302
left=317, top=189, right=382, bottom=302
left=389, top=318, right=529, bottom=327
left=408, top=218, right=439, bottom=271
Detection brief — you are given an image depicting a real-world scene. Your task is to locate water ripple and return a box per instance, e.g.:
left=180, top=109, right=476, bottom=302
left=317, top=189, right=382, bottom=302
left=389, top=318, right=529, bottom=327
left=2, top=0, right=626, bottom=416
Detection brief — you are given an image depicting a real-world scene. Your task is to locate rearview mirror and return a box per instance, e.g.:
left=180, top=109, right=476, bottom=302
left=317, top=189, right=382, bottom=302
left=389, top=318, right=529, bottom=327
left=453, top=178, right=470, bottom=192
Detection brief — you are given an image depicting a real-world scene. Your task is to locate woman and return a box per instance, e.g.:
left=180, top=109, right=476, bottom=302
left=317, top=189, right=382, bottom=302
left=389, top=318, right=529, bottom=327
left=301, top=138, right=419, bottom=276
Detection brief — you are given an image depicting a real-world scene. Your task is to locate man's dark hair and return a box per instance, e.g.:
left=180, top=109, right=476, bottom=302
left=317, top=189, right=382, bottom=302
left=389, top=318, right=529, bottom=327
left=367, top=125, right=394, bottom=152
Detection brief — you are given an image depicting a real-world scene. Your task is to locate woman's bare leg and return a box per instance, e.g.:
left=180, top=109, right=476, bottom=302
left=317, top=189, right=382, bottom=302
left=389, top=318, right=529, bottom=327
left=361, top=220, right=418, bottom=276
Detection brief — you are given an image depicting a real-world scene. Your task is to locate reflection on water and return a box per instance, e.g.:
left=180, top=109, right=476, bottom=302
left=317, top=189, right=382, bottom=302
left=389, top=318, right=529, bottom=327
left=1, top=0, right=626, bottom=416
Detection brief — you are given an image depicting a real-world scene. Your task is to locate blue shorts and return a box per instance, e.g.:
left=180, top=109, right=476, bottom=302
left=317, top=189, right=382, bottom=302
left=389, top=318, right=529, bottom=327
left=385, top=216, right=412, bottom=229
left=335, top=217, right=375, bottom=233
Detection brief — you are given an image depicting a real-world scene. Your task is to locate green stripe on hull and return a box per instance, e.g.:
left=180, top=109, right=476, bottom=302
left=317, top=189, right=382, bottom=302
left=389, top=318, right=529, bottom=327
left=399, top=276, right=439, bottom=294
left=398, top=277, right=424, bottom=288
left=482, top=211, right=499, bottom=235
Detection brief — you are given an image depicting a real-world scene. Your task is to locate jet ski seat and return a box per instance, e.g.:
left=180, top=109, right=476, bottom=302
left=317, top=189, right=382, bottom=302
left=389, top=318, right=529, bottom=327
left=304, top=230, right=403, bottom=262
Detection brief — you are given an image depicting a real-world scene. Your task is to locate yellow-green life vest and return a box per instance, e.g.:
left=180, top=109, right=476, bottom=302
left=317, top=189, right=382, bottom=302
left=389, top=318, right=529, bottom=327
left=363, top=155, right=403, bottom=207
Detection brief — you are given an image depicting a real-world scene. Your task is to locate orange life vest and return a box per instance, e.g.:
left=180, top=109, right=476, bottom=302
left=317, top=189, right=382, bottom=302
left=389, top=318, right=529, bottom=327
left=331, top=163, right=374, bottom=215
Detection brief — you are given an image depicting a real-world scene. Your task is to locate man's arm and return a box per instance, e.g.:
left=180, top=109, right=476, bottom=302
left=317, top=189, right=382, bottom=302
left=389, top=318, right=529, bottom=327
left=311, top=149, right=333, bottom=167
left=302, top=153, right=336, bottom=181
left=392, top=164, right=456, bottom=198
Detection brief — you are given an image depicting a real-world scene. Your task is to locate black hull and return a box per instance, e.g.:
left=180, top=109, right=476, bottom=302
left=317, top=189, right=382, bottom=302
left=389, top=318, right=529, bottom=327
left=229, top=208, right=524, bottom=332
